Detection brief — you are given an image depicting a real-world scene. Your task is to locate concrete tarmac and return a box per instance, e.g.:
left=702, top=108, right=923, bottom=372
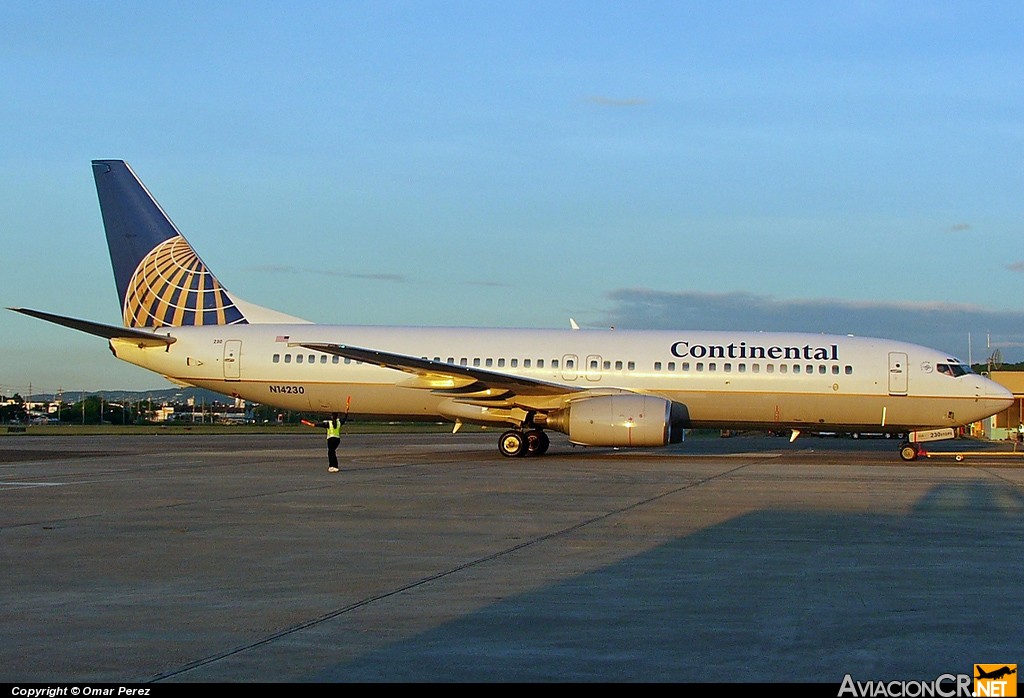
left=1, top=431, right=1022, bottom=683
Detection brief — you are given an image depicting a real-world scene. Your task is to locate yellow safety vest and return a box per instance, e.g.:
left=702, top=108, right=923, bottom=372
left=327, top=419, right=343, bottom=438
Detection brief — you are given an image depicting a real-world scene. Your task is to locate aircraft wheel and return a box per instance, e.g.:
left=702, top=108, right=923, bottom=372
left=899, top=443, right=919, bottom=462
left=525, top=429, right=550, bottom=456
left=499, top=430, right=527, bottom=457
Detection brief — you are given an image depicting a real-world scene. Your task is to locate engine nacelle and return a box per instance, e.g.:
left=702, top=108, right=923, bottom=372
left=540, top=394, right=685, bottom=447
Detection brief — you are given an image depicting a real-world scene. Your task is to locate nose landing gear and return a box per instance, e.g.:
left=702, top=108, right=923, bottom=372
left=899, top=442, right=921, bottom=461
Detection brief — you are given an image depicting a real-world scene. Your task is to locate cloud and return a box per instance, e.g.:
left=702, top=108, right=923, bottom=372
left=1007, top=261, right=1024, bottom=273
left=245, top=267, right=518, bottom=286
left=247, top=264, right=301, bottom=275
left=346, top=273, right=408, bottom=283
left=584, top=95, right=648, bottom=107
left=244, top=266, right=407, bottom=283
left=945, top=223, right=972, bottom=233
left=467, top=280, right=514, bottom=288
left=598, top=288, right=1024, bottom=362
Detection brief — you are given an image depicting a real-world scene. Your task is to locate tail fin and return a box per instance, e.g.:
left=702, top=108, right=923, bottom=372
left=92, top=160, right=306, bottom=328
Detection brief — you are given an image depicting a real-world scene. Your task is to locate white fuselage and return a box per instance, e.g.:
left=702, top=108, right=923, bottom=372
left=110, top=324, right=1012, bottom=432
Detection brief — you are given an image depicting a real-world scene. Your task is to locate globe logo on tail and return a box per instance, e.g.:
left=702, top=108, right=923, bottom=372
left=123, top=235, right=247, bottom=328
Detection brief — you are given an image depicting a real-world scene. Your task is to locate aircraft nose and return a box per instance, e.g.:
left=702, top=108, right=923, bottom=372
left=985, top=378, right=1014, bottom=408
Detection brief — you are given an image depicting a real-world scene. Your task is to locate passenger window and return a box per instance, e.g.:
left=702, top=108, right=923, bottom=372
left=486, top=358, right=493, bottom=367
left=615, top=360, right=623, bottom=370
left=818, top=365, right=826, bottom=374
left=537, top=359, right=544, bottom=368
left=460, top=358, right=468, bottom=366
left=696, top=362, right=704, bottom=372
left=738, top=364, right=746, bottom=373
left=752, top=364, right=760, bottom=373
left=447, top=357, right=455, bottom=364
left=603, top=360, right=611, bottom=370
left=511, top=359, right=518, bottom=367
left=565, top=359, right=574, bottom=369
left=321, top=355, right=328, bottom=364
left=668, top=361, right=676, bottom=371
left=524, top=359, right=531, bottom=368
left=780, top=365, right=787, bottom=374
left=296, top=355, right=303, bottom=364
left=473, top=358, right=481, bottom=367
left=845, top=366, right=853, bottom=375
left=654, top=361, right=662, bottom=371
left=333, top=356, right=340, bottom=364
left=831, top=365, right=839, bottom=374
left=708, top=363, right=717, bottom=372
left=284, top=354, right=291, bottom=364
left=627, top=361, right=635, bottom=370
left=724, top=363, right=732, bottom=372
left=765, top=364, right=773, bottom=373
left=682, top=362, right=690, bottom=371
left=273, top=354, right=280, bottom=363
left=792, top=365, right=800, bottom=374
left=552, top=359, right=559, bottom=368
left=498, top=358, right=505, bottom=367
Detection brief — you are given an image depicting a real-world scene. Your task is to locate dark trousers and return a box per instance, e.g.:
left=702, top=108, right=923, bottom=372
left=327, top=437, right=341, bottom=468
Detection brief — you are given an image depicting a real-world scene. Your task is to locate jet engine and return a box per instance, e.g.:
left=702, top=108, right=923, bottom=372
left=539, top=394, right=686, bottom=447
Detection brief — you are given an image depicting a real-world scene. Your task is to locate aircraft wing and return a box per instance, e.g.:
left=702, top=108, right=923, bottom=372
left=295, top=342, right=584, bottom=398
left=8, top=307, right=176, bottom=347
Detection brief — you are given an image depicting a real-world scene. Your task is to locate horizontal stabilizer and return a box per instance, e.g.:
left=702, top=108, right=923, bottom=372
left=8, top=308, right=176, bottom=347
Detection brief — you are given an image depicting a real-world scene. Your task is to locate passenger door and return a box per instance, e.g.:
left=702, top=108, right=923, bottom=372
left=888, top=352, right=907, bottom=396
left=223, top=340, right=242, bottom=380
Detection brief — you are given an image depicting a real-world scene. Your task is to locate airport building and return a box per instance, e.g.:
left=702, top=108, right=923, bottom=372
left=979, top=371, right=1024, bottom=440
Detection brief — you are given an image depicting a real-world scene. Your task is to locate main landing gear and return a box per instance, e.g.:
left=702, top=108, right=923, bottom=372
left=498, top=429, right=550, bottom=457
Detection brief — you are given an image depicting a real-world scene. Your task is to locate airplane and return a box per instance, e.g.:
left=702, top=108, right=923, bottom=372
left=976, top=666, right=1016, bottom=680
left=9, top=160, right=1015, bottom=460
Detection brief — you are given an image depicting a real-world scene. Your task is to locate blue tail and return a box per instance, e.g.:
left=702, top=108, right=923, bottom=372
left=92, top=160, right=248, bottom=328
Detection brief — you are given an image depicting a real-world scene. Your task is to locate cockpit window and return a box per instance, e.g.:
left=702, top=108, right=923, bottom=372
left=936, top=363, right=972, bottom=377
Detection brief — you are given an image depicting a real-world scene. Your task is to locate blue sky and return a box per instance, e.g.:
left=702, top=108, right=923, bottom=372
left=2, top=1, right=1023, bottom=393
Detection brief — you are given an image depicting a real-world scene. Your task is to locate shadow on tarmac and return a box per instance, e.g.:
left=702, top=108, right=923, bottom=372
left=317, top=479, right=1024, bottom=682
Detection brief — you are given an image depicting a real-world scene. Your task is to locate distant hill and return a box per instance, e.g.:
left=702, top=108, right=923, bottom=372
left=22, top=387, right=237, bottom=405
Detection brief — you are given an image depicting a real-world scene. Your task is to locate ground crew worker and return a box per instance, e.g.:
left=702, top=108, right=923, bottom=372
left=325, top=411, right=347, bottom=472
